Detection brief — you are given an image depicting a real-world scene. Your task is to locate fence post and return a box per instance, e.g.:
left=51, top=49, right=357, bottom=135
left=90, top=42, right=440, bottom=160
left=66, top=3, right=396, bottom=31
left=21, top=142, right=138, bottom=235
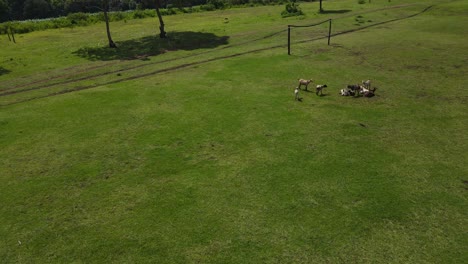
left=328, top=19, right=332, bottom=46
left=288, top=26, right=291, bottom=55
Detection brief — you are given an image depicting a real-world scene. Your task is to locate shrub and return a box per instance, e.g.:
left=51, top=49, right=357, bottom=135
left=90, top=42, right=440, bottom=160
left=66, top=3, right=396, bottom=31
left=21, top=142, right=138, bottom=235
left=159, top=8, right=178, bottom=16
left=67, top=12, right=88, bottom=22
left=200, top=4, right=216, bottom=11
left=133, top=9, right=146, bottom=19
left=110, top=11, right=126, bottom=22
left=207, top=0, right=226, bottom=9
left=281, top=0, right=304, bottom=18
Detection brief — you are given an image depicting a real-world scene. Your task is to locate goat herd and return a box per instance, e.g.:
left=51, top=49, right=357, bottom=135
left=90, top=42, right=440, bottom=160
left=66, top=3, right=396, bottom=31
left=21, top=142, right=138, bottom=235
left=294, top=78, right=377, bottom=101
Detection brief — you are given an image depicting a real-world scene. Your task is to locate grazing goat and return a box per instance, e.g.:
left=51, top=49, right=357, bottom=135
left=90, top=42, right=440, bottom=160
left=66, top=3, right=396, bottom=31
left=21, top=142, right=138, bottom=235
left=362, top=79, right=371, bottom=89
left=298, top=79, right=313, bottom=91
left=294, top=87, right=300, bottom=101
left=316, top=84, right=327, bottom=96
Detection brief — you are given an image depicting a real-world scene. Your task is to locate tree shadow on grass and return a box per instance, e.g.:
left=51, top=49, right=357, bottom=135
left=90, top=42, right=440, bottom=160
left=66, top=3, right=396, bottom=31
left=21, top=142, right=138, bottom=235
left=0, top=67, right=11, bottom=76
left=320, top=9, right=351, bottom=14
left=73, top=31, right=230, bottom=61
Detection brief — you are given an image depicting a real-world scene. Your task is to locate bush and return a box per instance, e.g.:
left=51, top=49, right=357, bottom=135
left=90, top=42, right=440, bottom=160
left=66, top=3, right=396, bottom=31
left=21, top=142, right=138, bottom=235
left=207, top=0, right=226, bottom=9
left=159, top=8, right=178, bottom=16
left=67, top=12, right=89, bottom=25
left=281, top=0, right=304, bottom=18
left=133, top=9, right=155, bottom=19
left=200, top=4, right=216, bottom=11
left=109, top=12, right=126, bottom=22
left=133, top=9, right=146, bottom=19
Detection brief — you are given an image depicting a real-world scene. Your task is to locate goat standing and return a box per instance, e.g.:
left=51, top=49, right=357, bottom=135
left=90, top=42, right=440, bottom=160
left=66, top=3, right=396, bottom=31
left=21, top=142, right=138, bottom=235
left=298, top=79, right=313, bottom=91
left=316, top=84, right=327, bottom=96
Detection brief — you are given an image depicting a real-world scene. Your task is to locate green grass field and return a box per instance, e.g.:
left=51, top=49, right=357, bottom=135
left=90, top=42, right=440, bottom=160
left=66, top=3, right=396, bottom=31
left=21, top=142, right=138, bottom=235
left=1, top=0, right=467, bottom=262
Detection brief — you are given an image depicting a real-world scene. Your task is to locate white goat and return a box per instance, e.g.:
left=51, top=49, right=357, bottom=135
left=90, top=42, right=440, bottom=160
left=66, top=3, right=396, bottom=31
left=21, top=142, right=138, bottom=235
left=316, top=84, right=327, bottom=96
left=294, top=87, right=300, bottom=101
left=359, top=86, right=369, bottom=95
left=340, top=88, right=355, bottom=96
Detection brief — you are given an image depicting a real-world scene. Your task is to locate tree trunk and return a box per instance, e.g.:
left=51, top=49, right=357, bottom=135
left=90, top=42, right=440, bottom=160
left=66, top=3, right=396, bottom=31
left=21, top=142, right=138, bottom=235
left=103, top=1, right=117, bottom=48
left=7, top=27, right=11, bottom=41
left=155, top=0, right=166, bottom=38
left=10, top=27, right=16, bottom=43
left=319, top=0, right=323, bottom=12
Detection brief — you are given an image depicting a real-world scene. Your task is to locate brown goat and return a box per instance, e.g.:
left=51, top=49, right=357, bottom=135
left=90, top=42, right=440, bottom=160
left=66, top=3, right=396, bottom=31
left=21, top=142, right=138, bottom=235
left=298, top=79, right=313, bottom=91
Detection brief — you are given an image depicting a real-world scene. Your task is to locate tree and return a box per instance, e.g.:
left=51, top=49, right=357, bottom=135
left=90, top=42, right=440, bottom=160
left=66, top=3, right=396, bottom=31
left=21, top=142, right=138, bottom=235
left=154, top=0, right=166, bottom=38
left=23, top=0, right=51, bottom=19
left=103, top=0, right=117, bottom=48
left=319, top=0, right=323, bottom=13
left=8, top=0, right=26, bottom=20
left=64, top=0, right=95, bottom=14
left=73, top=0, right=117, bottom=48
left=0, top=0, right=10, bottom=22
left=48, top=0, right=66, bottom=17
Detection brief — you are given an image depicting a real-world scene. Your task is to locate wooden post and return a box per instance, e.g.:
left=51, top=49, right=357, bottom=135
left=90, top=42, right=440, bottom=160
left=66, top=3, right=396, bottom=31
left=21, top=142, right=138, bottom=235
left=288, top=26, right=291, bottom=55
left=328, top=19, right=332, bottom=45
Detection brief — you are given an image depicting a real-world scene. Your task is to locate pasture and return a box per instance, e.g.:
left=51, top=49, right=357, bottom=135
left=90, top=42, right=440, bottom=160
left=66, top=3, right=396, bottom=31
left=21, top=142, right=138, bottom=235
left=1, top=0, right=467, bottom=262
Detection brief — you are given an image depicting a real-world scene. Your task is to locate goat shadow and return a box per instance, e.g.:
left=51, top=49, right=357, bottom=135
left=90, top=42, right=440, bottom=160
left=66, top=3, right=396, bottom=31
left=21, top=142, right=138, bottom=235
left=0, top=67, right=11, bottom=76
left=317, top=94, right=329, bottom=97
left=73, top=31, right=229, bottom=61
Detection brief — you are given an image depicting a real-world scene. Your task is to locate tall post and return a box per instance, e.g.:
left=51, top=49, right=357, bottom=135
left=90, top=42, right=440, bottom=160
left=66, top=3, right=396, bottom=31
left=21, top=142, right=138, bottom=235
left=288, top=26, right=291, bottom=55
left=328, top=19, right=332, bottom=46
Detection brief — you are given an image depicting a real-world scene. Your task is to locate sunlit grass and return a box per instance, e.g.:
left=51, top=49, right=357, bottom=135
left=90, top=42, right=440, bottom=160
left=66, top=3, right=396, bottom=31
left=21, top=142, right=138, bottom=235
left=0, top=0, right=467, bottom=262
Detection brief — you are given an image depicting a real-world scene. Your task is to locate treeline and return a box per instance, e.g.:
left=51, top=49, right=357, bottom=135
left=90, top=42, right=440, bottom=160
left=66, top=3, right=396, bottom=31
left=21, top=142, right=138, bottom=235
left=0, top=0, right=316, bottom=23
left=0, top=5, right=223, bottom=34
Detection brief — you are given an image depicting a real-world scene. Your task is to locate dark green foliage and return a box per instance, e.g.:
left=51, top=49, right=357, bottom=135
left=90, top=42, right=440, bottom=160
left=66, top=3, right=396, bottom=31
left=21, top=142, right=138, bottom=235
left=67, top=12, right=89, bottom=25
left=0, top=0, right=289, bottom=23
left=0, top=0, right=9, bottom=21
left=1, top=0, right=290, bottom=34
left=132, top=9, right=147, bottom=19
left=207, top=0, right=226, bottom=9
left=281, top=0, right=303, bottom=17
left=0, top=9, right=158, bottom=34
left=23, top=0, right=51, bottom=19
